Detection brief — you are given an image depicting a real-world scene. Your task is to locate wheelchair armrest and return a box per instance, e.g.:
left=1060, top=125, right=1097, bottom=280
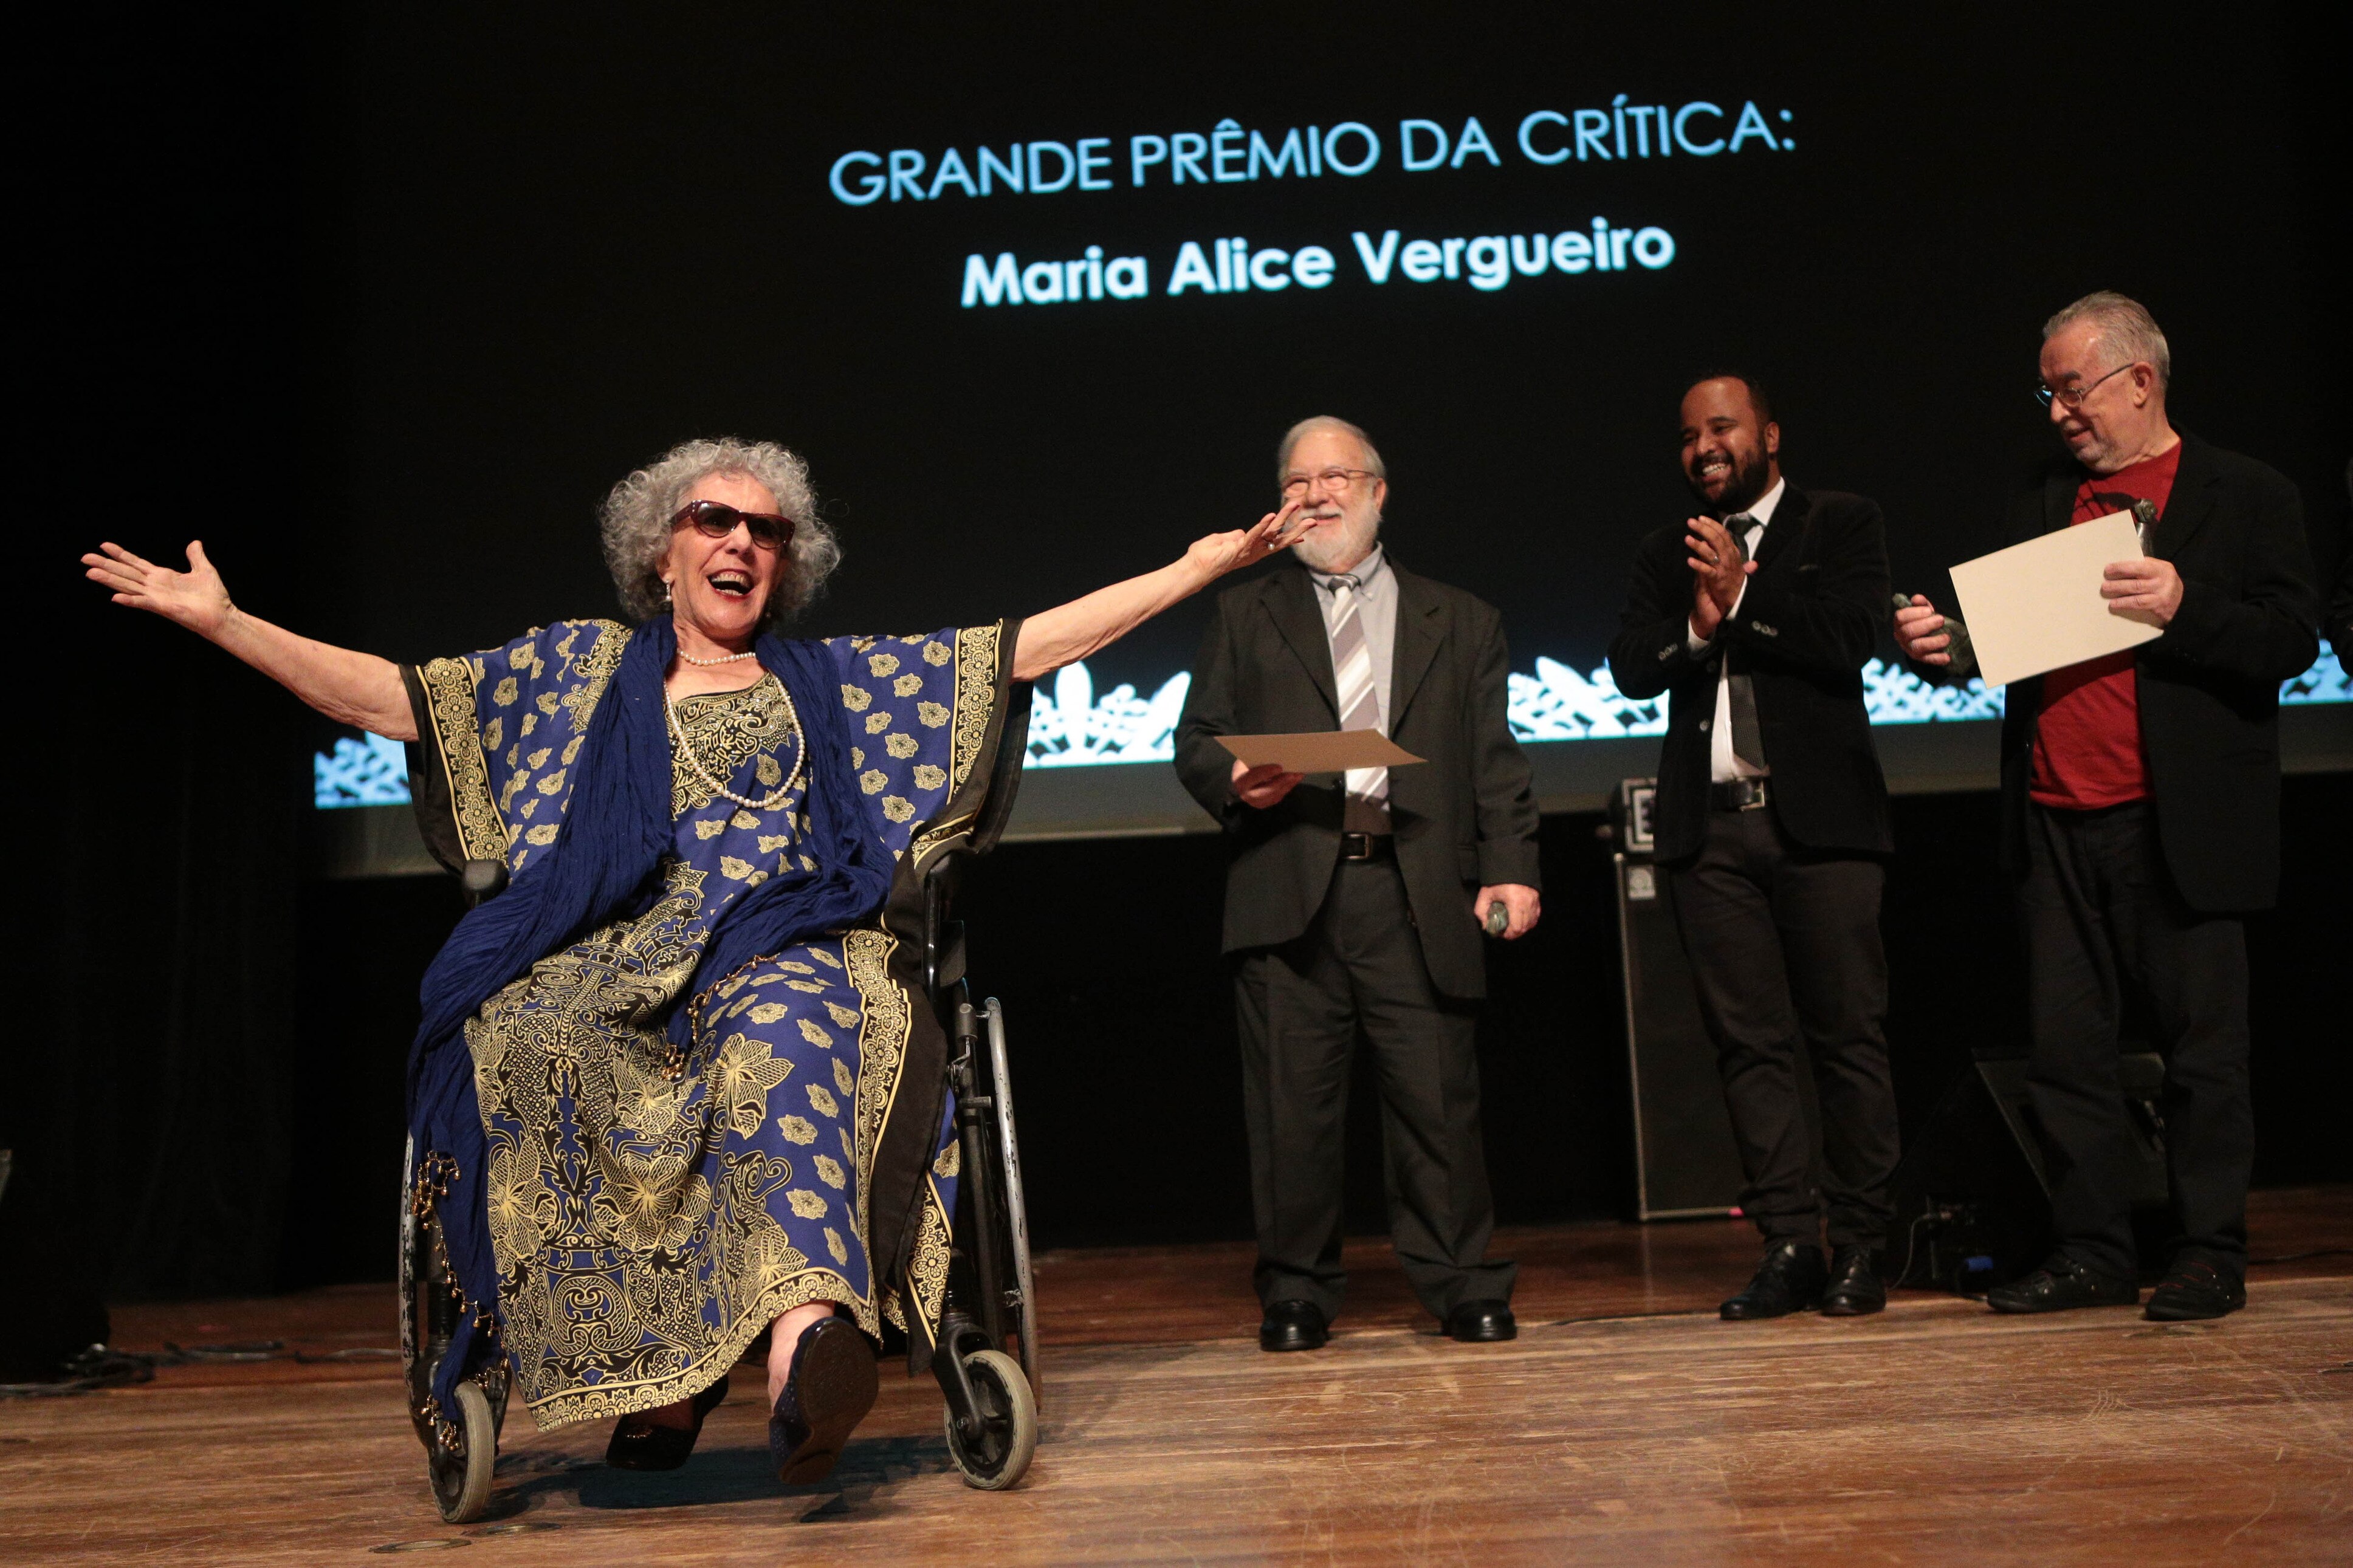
left=460, top=859, right=509, bottom=906
left=922, top=850, right=972, bottom=998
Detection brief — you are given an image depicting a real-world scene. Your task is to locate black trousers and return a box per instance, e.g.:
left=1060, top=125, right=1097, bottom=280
left=1668, top=806, right=1898, bottom=1251
left=2020, top=801, right=2252, bottom=1283
left=1232, top=854, right=1515, bottom=1320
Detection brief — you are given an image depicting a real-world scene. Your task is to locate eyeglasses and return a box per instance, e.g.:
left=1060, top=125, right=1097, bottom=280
left=669, top=499, right=796, bottom=552
left=2034, top=361, right=2135, bottom=411
left=1280, top=467, right=1379, bottom=499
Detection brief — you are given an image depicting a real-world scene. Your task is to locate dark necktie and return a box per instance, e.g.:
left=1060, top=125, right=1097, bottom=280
left=1722, top=513, right=1767, bottom=772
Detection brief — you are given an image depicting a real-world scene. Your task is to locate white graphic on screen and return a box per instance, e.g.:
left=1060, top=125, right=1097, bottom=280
left=315, top=644, right=2349, bottom=806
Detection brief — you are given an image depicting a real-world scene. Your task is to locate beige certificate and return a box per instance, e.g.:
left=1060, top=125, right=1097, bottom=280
left=1947, top=511, right=2164, bottom=688
left=1214, top=731, right=1425, bottom=773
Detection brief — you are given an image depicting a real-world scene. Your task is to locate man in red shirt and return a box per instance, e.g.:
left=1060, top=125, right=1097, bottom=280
left=1897, top=292, right=2318, bottom=1321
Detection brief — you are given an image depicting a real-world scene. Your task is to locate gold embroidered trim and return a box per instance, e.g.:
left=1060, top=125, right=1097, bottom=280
left=902, top=1181, right=955, bottom=1335
left=906, top=812, right=976, bottom=882
left=843, top=928, right=910, bottom=1236
left=949, top=623, right=1002, bottom=792
left=523, top=1265, right=879, bottom=1429
left=668, top=673, right=797, bottom=818
left=419, top=655, right=506, bottom=863
left=563, top=618, right=630, bottom=735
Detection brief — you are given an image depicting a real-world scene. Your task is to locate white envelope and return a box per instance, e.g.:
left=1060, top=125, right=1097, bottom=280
left=1947, top=512, right=2163, bottom=688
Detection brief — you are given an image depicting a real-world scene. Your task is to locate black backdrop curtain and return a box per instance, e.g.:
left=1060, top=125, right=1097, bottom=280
left=16, top=5, right=318, bottom=1301
left=14, top=4, right=2347, bottom=1310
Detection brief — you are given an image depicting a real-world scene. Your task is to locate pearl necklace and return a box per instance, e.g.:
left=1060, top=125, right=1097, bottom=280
left=665, top=676, right=805, bottom=810
left=678, top=647, right=757, bottom=666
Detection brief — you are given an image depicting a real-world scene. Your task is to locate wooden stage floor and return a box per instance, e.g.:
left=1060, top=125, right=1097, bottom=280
left=6, top=1189, right=2348, bottom=1566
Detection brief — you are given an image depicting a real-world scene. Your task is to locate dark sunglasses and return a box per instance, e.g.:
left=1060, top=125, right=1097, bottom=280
left=668, top=499, right=797, bottom=552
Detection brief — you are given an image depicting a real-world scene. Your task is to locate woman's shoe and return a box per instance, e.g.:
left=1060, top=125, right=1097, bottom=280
left=604, top=1372, right=730, bottom=1471
left=768, top=1318, right=878, bottom=1485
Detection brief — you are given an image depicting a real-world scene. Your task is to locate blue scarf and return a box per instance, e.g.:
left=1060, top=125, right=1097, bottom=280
left=405, top=617, right=892, bottom=1412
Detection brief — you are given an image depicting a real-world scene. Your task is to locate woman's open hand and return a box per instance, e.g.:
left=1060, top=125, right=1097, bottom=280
left=1011, top=502, right=1307, bottom=682
left=1181, top=502, right=1305, bottom=587
left=84, top=540, right=234, bottom=640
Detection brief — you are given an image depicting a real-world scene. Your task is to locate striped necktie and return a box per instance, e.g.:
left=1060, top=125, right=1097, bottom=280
left=1327, top=575, right=1390, bottom=829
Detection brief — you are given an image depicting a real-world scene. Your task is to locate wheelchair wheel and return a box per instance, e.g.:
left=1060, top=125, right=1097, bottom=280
left=942, top=1349, right=1036, bottom=1490
left=402, top=1137, right=506, bottom=1524
left=429, top=1378, right=498, bottom=1523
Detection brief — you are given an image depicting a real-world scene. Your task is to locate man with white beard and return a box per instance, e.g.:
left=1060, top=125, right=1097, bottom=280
left=1175, top=416, right=1542, bottom=1351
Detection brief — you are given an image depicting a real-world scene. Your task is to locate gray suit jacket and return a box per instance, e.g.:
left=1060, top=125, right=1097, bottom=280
left=1173, top=558, right=1541, bottom=999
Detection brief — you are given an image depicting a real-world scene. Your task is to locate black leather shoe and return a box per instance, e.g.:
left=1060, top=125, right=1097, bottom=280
left=1819, top=1245, right=1886, bottom=1317
left=768, top=1318, right=878, bottom=1485
left=606, top=1373, right=730, bottom=1471
left=1720, top=1241, right=1828, bottom=1320
left=1444, top=1299, right=1517, bottom=1343
left=2145, top=1259, right=2245, bottom=1321
left=1259, top=1299, right=1330, bottom=1352
left=1985, top=1256, right=2138, bottom=1314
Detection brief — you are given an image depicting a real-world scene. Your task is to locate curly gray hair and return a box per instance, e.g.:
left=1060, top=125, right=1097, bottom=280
left=599, top=437, right=842, bottom=625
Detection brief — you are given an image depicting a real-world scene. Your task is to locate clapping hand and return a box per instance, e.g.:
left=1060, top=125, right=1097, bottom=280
left=83, top=540, right=235, bottom=639
left=1685, top=516, right=1756, bottom=639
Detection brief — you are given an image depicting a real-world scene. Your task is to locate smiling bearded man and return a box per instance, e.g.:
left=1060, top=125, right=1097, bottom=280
left=1609, top=372, right=1901, bottom=1323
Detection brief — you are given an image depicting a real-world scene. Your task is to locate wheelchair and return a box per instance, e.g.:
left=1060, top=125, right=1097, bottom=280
left=401, top=682, right=1042, bottom=1519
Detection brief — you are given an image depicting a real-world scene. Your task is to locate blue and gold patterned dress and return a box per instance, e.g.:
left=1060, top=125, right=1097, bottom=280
left=404, top=618, right=1014, bottom=1431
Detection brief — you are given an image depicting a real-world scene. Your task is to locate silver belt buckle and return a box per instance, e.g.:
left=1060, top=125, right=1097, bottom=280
left=1738, top=779, right=1770, bottom=811
left=1341, top=832, right=1374, bottom=860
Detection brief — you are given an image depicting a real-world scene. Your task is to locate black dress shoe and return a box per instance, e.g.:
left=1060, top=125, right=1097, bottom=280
left=1259, top=1299, right=1330, bottom=1352
left=1720, top=1241, right=1828, bottom=1320
left=1985, top=1256, right=2138, bottom=1314
left=606, top=1373, right=729, bottom=1471
left=768, top=1318, right=878, bottom=1485
left=1444, top=1299, right=1517, bottom=1343
left=1819, top=1245, right=1886, bottom=1317
left=2145, top=1259, right=2245, bottom=1321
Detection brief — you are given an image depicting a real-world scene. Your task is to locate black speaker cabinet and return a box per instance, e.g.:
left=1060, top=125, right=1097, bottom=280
left=1886, top=1053, right=2170, bottom=1292
left=1612, top=779, right=1755, bottom=1219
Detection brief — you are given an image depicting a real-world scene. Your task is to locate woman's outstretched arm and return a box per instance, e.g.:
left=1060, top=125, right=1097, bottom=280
left=1010, top=504, right=1301, bottom=682
left=84, top=539, right=417, bottom=739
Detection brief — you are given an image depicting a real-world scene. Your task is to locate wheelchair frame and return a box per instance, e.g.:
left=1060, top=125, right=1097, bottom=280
left=399, top=680, right=1041, bottom=1518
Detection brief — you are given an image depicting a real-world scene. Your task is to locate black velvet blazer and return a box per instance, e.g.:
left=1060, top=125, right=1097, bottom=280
left=1608, top=484, right=1895, bottom=865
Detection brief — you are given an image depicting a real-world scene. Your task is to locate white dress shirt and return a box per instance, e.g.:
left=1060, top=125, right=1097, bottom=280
left=1685, top=477, right=1785, bottom=782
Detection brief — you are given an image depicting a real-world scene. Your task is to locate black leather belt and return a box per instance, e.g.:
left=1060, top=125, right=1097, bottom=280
left=1709, top=778, right=1771, bottom=812
left=1339, top=831, right=1394, bottom=860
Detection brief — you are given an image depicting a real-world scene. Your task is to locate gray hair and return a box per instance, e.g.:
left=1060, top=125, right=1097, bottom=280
left=599, top=437, right=841, bottom=625
left=2042, top=291, right=2171, bottom=388
left=1276, top=416, right=1387, bottom=486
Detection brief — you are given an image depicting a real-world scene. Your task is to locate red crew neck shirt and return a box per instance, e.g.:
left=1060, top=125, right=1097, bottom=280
left=2027, top=441, right=2182, bottom=810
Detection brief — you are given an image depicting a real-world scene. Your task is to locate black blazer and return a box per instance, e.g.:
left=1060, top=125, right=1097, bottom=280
left=1971, top=434, right=2317, bottom=913
left=1173, top=558, right=1542, bottom=1001
left=1607, top=484, right=1894, bottom=864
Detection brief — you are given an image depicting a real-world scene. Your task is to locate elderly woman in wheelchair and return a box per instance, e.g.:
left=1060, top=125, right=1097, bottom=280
left=86, top=439, right=1300, bottom=1511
